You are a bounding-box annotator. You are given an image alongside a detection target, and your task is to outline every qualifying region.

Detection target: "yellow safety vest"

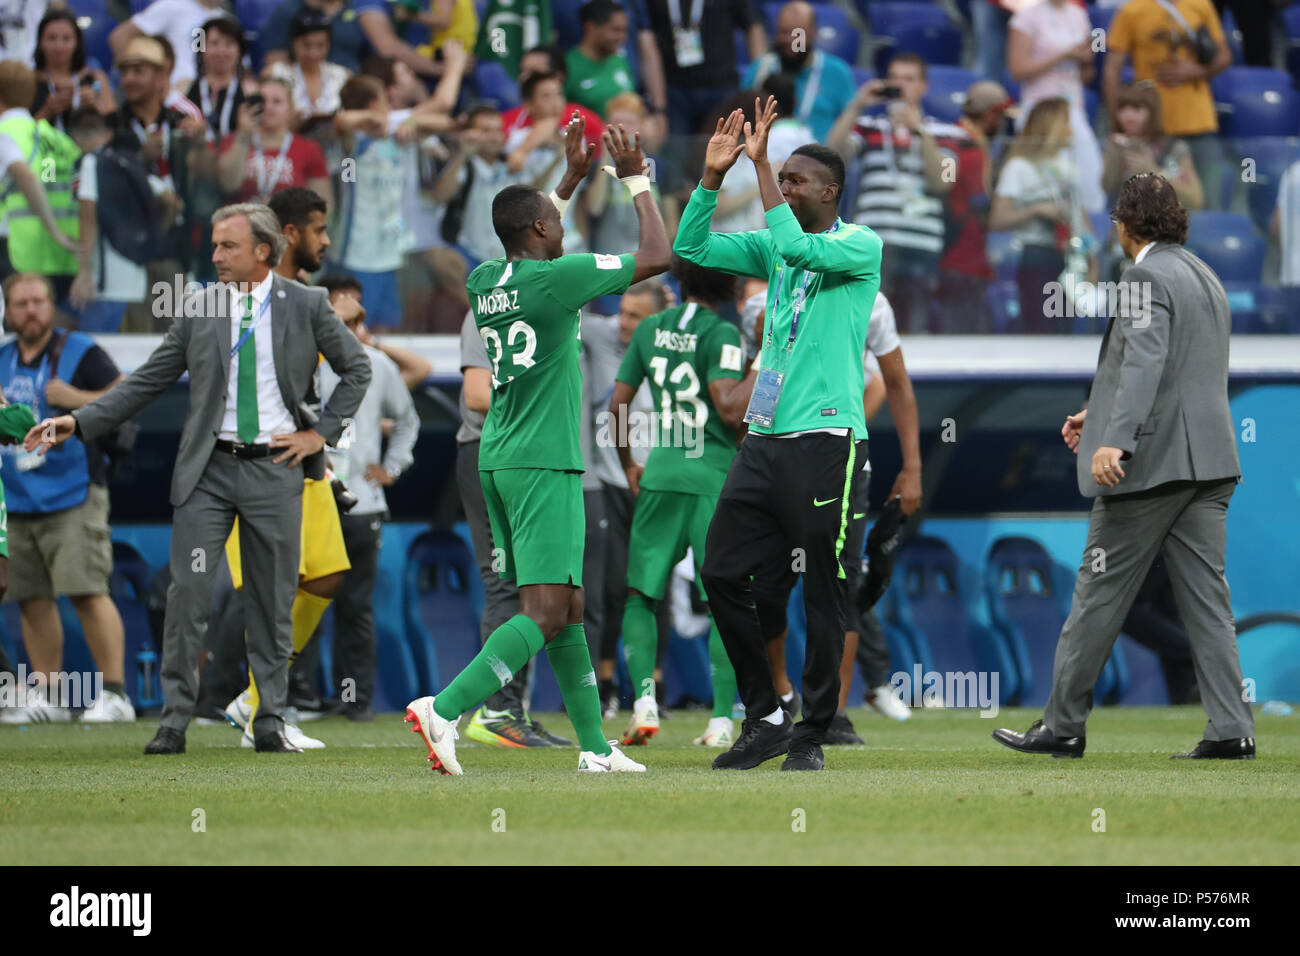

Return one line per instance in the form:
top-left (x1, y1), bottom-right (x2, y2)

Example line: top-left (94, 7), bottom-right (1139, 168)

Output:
top-left (0, 113), bottom-right (80, 275)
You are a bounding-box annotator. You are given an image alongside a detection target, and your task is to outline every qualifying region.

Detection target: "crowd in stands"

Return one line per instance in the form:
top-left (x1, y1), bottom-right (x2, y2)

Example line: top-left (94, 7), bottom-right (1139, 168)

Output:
top-left (0, 0), bottom-right (1298, 337)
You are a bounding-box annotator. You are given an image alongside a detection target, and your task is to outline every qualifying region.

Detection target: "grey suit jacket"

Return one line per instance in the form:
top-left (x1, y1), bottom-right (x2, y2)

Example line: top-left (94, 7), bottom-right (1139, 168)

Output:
top-left (74, 273), bottom-right (372, 507)
top-left (1077, 242), bottom-right (1241, 498)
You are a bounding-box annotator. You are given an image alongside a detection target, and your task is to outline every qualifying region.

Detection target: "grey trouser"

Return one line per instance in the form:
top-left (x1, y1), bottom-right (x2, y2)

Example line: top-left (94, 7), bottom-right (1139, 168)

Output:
top-left (1044, 478), bottom-right (1253, 741)
top-left (162, 450), bottom-right (302, 737)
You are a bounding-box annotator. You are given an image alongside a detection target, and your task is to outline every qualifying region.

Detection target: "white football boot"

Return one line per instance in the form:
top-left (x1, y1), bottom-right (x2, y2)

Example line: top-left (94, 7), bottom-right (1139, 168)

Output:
top-left (240, 724), bottom-right (323, 749)
top-left (866, 684), bottom-right (913, 721)
top-left (578, 741), bottom-right (646, 773)
top-left (224, 689), bottom-right (253, 732)
top-left (0, 687), bottom-right (72, 724)
top-left (80, 689), bottom-right (136, 723)
top-left (693, 716), bottom-right (734, 747)
top-left (404, 696), bottom-right (463, 775)
top-left (620, 695), bottom-right (659, 746)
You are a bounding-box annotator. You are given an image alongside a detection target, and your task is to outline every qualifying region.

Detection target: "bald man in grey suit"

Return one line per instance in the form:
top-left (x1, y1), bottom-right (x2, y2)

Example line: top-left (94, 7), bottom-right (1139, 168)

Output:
top-left (26, 204), bottom-right (371, 754)
top-left (994, 174), bottom-right (1255, 760)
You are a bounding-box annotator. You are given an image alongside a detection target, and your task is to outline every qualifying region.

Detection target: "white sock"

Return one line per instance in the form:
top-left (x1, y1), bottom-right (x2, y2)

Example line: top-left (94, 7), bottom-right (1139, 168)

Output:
top-left (761, 708), bottom-right (784, 725)
top-left (780, 691), bottom-right (794, 703)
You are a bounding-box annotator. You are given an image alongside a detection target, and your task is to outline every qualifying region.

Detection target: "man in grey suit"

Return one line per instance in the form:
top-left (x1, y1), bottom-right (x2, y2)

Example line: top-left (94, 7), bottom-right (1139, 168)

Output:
top-left (24, 204), bottom-right (371, 754)
top-left (993, 174), bottom-right (1256, 760)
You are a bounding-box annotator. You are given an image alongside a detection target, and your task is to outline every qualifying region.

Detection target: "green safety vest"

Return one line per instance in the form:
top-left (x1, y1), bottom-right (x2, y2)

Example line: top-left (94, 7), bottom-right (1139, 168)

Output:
top-left (0, 114), bottom-right (80, 275)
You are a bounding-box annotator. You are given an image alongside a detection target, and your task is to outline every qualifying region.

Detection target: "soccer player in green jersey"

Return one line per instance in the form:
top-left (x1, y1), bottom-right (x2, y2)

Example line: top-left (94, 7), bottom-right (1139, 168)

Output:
top-left (675, 97), bottom-right (885, 772)
top-left (404, 114), bottom-right (670, 775)
top-left (609, 257), bottom-right (757, 749)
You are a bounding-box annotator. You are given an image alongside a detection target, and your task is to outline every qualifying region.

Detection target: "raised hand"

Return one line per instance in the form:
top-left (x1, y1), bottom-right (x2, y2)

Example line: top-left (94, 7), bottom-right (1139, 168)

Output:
top-left (562, 110), bottom-right (596, 180)
top-left (743, 95), bottom-right (779, 164)
top-left (604, 123), bottom-right (648, 179)
top-left (703, 110), bottom-right (746, 187)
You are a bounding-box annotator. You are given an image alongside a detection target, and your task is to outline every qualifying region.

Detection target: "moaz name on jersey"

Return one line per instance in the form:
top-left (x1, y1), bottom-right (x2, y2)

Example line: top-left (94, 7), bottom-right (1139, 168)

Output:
top-left (477, 289), bottom-right (520, 315)
top-left (653, 329), bottom-right (698, 353)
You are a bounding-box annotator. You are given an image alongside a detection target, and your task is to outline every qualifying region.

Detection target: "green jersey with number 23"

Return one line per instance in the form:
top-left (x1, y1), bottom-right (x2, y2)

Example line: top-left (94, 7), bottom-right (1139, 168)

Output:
top-left (470, 251), bottom-right (637, 472)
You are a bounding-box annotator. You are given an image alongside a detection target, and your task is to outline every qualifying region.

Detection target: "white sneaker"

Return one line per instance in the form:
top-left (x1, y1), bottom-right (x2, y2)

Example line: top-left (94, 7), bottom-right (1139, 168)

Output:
top-left (0, 687), bottom-right (73, 724)
top-left (225, 689), bottom-right (253, 732)
top-left (240, 729), bottom-right (254, 748)
top-left (80, 689), bottom-right (136, 723)
top-left (404, 696), bottom-right (463, 775)
top-left (619, 695), bottom-right (659, 746)
top-left (866, 684), bottom-right (912, 721)
top-left (285, 723), bottom-right (325, 749)
top-left (578, 741), bottom-right (646, 772)
top-left (693, 716), bottom-right (734, 747)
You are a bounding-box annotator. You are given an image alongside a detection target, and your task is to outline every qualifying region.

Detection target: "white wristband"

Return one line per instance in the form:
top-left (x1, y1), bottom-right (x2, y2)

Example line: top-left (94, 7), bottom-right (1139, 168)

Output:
top-left (548, 190), bottom-right (570, 216)
top-left (601, 165), bottom-right (651, 197)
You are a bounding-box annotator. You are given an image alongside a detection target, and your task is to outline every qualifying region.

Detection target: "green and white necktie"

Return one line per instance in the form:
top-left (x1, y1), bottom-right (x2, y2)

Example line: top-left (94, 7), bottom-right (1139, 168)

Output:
top-left (236, 294), bottom-right (258, 444)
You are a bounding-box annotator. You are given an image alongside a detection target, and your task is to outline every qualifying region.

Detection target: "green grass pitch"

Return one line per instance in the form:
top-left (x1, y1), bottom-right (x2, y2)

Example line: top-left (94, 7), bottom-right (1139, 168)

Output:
top-left (3, 706), bottom-right (1297, 865)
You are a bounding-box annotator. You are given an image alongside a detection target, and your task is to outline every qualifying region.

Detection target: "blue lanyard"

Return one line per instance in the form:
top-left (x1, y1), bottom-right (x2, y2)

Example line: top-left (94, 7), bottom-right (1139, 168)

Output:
top-left (231, 293), bottom-right (272, 359)
top-left (771, 220), bottom-right (839, 349)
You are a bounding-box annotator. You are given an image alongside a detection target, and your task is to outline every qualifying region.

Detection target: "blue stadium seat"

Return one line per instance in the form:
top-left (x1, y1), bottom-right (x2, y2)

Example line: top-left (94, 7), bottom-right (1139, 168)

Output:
top-left (985, 279), bottom-right (1020, 334)
top-left (1186, 211), bottom-right (1267, 282)
top-left (983, 537), bottom-right (1130, 708)
top-left (68, 0), bottom-right (109, 17)
top-left (735, 31), bottom-right (751, 70)
top-left (922, 64), bottom-right (977, 123)
top-left (80, 15), bottom-right (118, 74)
top-left (1219, 9), bottom-right (1245, 67)
top-left (235, 0), bottom-right (282, 34)
top-left (403, 531), bottom-right (481, 700)
top-left (851, 65), bottom-right (873, 88)
top-left (885, 536), bottom-right (1020, 707)
top-left (129, 0), bottom-right (151, 13)
top-left (869, 5), bottom-right (961, 74)
top-left (1212, 67), bottom-right (1300, 137)
top-left (1087, 5), bottom-right (1114, 35)
top-left (552, 0), bottom-right (584, 53)
top-left (110, 541), bottom-right (161, 709)
top-left (472, 59), bottom-right (520, 110)
top-left (1222, 281), bottom-right (1295, 333)
top-left (866, 2), bottom-right (950, 35)
top-left (1231, 135), bottom-right (1300, 233)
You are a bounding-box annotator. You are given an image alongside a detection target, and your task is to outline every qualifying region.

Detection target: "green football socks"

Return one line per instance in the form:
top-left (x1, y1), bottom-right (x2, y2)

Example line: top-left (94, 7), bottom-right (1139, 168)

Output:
top-left (622, 591), bottom-right (658, 701)
top-left (434, 614), bottom-right (544, 721)
top-left (546, 624), bottom-right (611, 756)
top-left (708, 620), bottom-right (738, 719)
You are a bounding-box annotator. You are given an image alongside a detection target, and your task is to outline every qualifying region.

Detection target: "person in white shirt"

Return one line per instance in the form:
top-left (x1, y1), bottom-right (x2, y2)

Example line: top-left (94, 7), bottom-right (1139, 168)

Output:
top-left (1272, 158), bottom-right (1300, 287)
top-left (110, 0), bottom-right (232, 91)
top-left (267, 8), bottom-right (351, 129)
top-left (0, 0), bottom-right (46, 65)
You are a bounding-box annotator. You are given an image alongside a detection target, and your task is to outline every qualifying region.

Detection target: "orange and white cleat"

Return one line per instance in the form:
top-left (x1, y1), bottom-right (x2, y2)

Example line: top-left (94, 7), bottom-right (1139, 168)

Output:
top-left (404, 696), bottom-right (463, 775)
top-left (620, 696), bottom-right (659, 746)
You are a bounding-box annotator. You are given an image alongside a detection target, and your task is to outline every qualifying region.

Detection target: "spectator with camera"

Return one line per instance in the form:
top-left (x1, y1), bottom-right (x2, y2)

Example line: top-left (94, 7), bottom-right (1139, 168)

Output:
top-left (828, 53), bottom-right (962, 334)
top-left (217, 74), bottom-right (331, 205)
top-left (0, 273), bottom-right (132, 724)
top-left (30, 9), bottom-right (115, 132)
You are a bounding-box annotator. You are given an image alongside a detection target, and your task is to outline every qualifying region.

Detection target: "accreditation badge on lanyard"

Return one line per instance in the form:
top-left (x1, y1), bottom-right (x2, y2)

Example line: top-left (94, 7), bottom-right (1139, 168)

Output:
top-left (669, 0), bottom-right (705, 67)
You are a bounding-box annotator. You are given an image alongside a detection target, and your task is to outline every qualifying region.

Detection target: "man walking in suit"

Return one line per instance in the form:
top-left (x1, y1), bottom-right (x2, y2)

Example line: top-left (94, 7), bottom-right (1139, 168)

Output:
top-left (994, 173), bottom-right (1255, 760)
top-left (25, 203), bottom-right (371, 754)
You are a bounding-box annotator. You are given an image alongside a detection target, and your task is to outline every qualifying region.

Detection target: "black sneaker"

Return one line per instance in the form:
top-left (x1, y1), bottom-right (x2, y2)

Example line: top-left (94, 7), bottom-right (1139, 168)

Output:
top-left (712, 713), bottom-right (793, 770)
top-left (824, 712), bottom-right (864, 746)
top-left (781, 739), bottom-right (825, 771)
top-left (344, 704), bottom-right (375, 723)
top-left (528, 716), bottom-right (573, 747)
top-left (779, 689), bottom-right (801, 722)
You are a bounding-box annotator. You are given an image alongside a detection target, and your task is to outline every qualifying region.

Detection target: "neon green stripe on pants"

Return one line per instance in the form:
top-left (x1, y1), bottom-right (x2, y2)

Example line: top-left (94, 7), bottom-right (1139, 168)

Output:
top-left (833, 434), bottom-right (856, 580)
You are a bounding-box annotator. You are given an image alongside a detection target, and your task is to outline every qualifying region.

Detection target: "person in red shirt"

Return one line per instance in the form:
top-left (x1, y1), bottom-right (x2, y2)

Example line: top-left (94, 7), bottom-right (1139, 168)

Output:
top-left (215, 75), bottom-right (332, 206)
top-left (500, 49), bottom-right (605, 158)
top-left (935, 81), bottom-right (1013, 333)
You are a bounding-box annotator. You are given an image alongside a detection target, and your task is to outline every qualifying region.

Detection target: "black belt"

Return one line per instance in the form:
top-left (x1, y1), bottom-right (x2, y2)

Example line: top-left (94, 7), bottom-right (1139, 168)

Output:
top-left (214, 439), bottom-right (275, 459)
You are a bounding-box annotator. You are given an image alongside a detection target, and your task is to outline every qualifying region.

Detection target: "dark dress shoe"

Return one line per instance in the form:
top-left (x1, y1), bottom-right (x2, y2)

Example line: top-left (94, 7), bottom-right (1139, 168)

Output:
top-left (1172, 737), bottom-right (1255, 760)
top-left (144, 727), bottom-right (186, 755)
top-left (781, 740), bottom-right (825, 771)
top-left (824, 712), bottom-right (864, 746)
top-left (992, 719), bottom-right (1084, 758)
top-left (254, 731), bottom-right (304, 753)
top-left (713, 713), bottom-right (792, 769)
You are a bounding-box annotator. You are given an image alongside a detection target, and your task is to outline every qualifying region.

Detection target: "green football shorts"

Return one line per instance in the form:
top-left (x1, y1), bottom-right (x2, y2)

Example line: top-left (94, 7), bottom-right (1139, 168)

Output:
top-left (480, 468), bottom-right (585, 587)
top-left (626, 489), bottom-right (716, 602)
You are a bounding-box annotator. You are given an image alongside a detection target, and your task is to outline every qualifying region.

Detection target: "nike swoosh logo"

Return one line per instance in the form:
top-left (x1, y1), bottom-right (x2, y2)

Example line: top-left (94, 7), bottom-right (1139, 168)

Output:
top-left (585, 757), bottom-right (611, 771)
top-left (813, 497), bottom-right (837, 507)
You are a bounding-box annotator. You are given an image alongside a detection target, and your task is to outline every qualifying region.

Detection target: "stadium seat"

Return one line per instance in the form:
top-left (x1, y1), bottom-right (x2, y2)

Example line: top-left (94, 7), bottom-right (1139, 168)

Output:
top-left (922, 64), bottom-right (978, 123)
top-left (403, 531), bottom-right (481, 700)
top-left (985, 279), bottom-right (1021, 334)
top-left (1212, 67), bottom-right (1300, 137)
top-left (983, 537), bottom-right (1130, 708)
top-left (110, 542), bottom-right (162, 709)
top-left (129, 0), bottom-right (151, 13)
top-left (80, 15), bottom-right (118, 74)
top-left (885, 536), bottom-right (1020, 707)
top-left (1219, 9), bottom-right (1245, 67)
top-left (1230, 135), bottom-right (1300, 233)
top-left (1185, 211), bottom-right (1267, 282)
top-left (851, 65), bottom-right (873, 89)
top-left (235, 0), bottom-right (281, 34)
top-left (1222, 281), bottom-right (1295, 334)
top-left (735, 31), bottom-right (751, 70)
top-left (472, 59), bottom-right (521, 110)
top-left (67, 0), bottom-right (109, 17)
top-left (552, 0), bottom-right (584, 53)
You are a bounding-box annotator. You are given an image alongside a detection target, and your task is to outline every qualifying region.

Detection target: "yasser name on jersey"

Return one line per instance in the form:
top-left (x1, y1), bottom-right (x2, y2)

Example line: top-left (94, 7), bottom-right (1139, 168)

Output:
top-left (653, 329), bottom-right (698, 353)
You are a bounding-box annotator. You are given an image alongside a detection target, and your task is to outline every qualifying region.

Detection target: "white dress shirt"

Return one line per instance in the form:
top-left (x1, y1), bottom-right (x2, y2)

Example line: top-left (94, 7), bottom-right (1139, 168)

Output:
top-left (1134, 241), bottom-right (1155, 265)
top-left (219, 271), bottom-right (295, 443)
